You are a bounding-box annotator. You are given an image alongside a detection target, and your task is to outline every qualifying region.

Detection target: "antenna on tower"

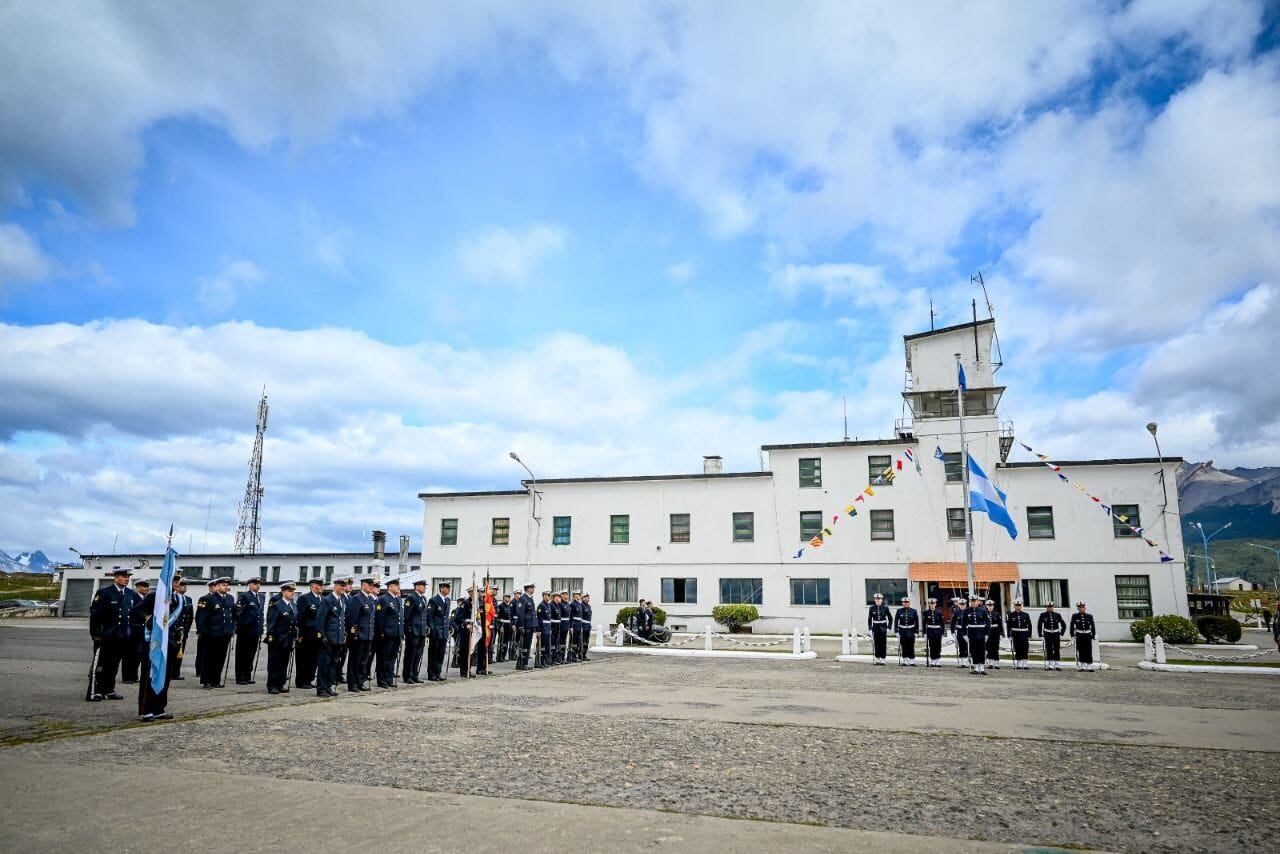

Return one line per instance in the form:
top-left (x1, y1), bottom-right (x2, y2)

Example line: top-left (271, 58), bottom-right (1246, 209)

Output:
top-left (842, 396), bottom-right (850, 441)
top-left (928, 297), bottom-right (937, 331)
top-left (971, 270), bottom-right (1005, 372)
top-left (234, 388), bottom-right (269, 555)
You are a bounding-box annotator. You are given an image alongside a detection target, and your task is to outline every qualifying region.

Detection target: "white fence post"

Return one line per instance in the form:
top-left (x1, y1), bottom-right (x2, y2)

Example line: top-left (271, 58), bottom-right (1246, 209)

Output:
top-left (841, 628), bottom-right (851, 656)
top-left (704, 626), bottom-right (713, 652)
top-left (1143, 633), bottom-right (1154, 662)
top-left (614, 625), bottom-right (625, 645)
top-left (850, 631), bottom-right (859, 656)
top-left (792, 628), bottom-right (801, 655)
top-left (802, 627), bottom-right (812, 653)
top-left (596, 623), bottom-right (605, 648)
top-left (1154, 635), bottom-right (1167, 664)
top-left (1093, 638), bottom-right (1102, 669)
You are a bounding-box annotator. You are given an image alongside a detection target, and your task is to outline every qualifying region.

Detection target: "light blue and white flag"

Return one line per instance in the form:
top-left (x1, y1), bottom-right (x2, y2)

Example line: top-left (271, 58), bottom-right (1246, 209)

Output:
top-left (149, 546), bottom-right (179, 695)
top-left (966, 453), bottom-right (1017, 540)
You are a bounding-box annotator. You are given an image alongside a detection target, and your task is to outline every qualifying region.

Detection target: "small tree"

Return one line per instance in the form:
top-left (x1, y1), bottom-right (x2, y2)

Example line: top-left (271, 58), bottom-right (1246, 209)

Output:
top-left (615, 605), bottom-right (666, 626)
top-left (711, 604), bottom-right (759, 633)
top-left (1129, 615), bottom-right (1198, 644)
top-left (1196, 615), bottom-right (1242, 644)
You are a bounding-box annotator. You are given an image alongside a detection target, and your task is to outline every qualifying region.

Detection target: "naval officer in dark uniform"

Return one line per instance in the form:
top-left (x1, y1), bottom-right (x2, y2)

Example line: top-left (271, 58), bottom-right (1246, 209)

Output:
top-left (402, 578), bottom-right (429, 683)
top-left (893, 596), bottom-right (919, 665)
top-left (294, 578), bottom-right (324, 689)
top-left (965, 594), bottom-right (990, 675)
top-left (313, 577), bottom-right (348, 696)
top-left (950, 597), bottom-right (970, 668)
top-left (922, 597), bottom-right (946, 666)
top-left (537, 591), bottom-right (553, 667)
top-left (265, 581), bottom-right (298, 693)
top-left (513, 582), bottom-right (538, 669)
top-left (425, 581), bottom-right (452, 681)
top-left (169, 576), bottom-right (193, 681)
top-left (1037, 602), bottom-right (1066, 671)
top-left (867, 593), bottom-right (892, 665)
top-left (578, 593), bottom-right (593, 660)
top-left (374, 577), bottom-right (404, 688)
top-left (197, 577), bottom-right (236, 688)
top-left (1070, 601), bottom-right (1097, 671)
top-left (1007, 600), bottom-right (1033, 669)
top-left (345, 578), bottom-right (375, 691)
top-left (985, 598), bottom-right (1004, 670)
top-left (234, 577), bottom-right (266, 684)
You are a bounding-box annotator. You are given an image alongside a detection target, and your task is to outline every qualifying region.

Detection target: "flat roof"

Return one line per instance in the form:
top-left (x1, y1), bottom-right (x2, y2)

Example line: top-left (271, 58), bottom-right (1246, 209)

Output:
top-left (80, 552), bottom-right (423, 560)
top-left (1000, 457), bottom-right (1183, 468)
top-left (418, 489), bottom-right (528, 499)
top-left (903, 317), bottom-right (994, 343)
top-left (761, 438), bottom-right (911, 451)
top-left (419, 471), bottom-right (773, 498)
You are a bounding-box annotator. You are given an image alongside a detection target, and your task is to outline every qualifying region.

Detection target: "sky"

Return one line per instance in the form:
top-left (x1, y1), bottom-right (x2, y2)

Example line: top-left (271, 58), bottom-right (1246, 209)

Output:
top-left (1, 1), bottom-right (1278, 561)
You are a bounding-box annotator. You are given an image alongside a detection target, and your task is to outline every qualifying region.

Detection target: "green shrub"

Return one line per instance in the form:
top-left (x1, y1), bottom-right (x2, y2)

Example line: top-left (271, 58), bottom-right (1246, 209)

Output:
top-left (1196, 615), bottom-right (1242, 644)
top-left (614, 605), bottom-right (666, 626)
top-left (711, 604), bottom-right (759, 632)
top-left (1129, 614), bottom-right (1198, 644)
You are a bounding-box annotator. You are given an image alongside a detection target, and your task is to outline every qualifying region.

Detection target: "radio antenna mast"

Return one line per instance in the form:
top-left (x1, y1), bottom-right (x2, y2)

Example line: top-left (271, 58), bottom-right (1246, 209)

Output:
top-left (971, 271), bottom-right (1005, 372)
top-left (234, 389), bottom-right (269, 555)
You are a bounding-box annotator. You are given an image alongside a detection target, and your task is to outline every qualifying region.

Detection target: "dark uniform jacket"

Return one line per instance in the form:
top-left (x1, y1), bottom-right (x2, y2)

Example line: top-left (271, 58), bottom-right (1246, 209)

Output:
top-left (514, 593), bottom-right (539, 630)
top-left (196, 591), bottom-right (236, 638)
top-left (966, 605), bottom-right (992, 636)
top-left (451, 599), bottom-right (472, 637)
top-left (893, 606), bottom-right (919, 632)
top-left (569, 600), bottom-right (583, 629)
top-left (403, 591), bottom-right (428, 637)
top-left (922, 607), bottom-right (946, 632)
top-left (988, 608), bottom-right (1004, 638)
top-left (267, 597), bottom-right (299, 645)
top-left (175, 594), bottom-right (194, 637)
top-left (296, 591), bottom-right (322, 635)
top-left (581, 602), bottom-right (592, 629)
top-left (1069, 612), bottom-right (1096, 639)
top-left (1037, 611), bottom-right (1066, 637)
top-left (235, 590), bottom-right (266, 635)
top-left (427, 593), bottom-right (452, 638)
top-left (537, 600), bottom-right (552, 630)
top-left (315, 592), bottom-right (347, 644)
top-left (867, 603), bottom-right (892, 633)
top-left (375, 591), bottom-right (405, 639)
top-left (950, 607), bottom-right (969, 635)
top-left (1007, 611), bottom-right (1032, 635)
top-left (346, 591), bottom-right (375, 641)
top-left (496, 601), bottom-right (512, 627)
top-left (131, 591), bottom-right (183, 650)
top-left (90, 583), bottom-right (141, 640)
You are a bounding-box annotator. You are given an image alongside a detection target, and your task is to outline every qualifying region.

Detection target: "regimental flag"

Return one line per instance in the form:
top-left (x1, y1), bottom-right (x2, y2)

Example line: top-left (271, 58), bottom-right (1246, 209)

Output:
top-left (148, 545), bottom-right (179, 696)
top-left (966, 452), bottom-right (1018, 540)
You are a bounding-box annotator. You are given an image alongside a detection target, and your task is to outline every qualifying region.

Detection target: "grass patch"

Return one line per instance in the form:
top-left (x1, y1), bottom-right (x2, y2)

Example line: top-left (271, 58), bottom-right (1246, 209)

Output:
top-left (0, 573), bottom-right (59, 600)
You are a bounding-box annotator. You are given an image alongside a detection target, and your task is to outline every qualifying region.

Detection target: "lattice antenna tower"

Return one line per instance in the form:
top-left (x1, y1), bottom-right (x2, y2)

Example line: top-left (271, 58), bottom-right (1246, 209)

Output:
top-left (233, 389), bottom-right (269, 555)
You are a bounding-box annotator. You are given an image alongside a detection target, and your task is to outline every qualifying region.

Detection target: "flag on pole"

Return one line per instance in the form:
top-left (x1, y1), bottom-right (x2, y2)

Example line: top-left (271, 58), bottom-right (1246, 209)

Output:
top-left (957, 361), bottom-right (967, 391)
top-left (904, 448), bottom-right (915, 463)
top-left (934, 446), bottom-right (945, 461)
top-left (149, 545), bottom-right (179, 696)
top-left (966, 453), bottom-right (1018, 540)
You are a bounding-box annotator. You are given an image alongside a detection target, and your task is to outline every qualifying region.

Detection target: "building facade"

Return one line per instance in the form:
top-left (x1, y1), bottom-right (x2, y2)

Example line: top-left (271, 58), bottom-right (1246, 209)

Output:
top-left (415, 319), bottom-right (1187, 640)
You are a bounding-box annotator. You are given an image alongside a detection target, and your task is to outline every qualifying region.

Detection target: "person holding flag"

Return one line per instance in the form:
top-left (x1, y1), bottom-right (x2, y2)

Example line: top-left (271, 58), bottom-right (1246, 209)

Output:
top-left (133, 533), bottom-right (182, 721)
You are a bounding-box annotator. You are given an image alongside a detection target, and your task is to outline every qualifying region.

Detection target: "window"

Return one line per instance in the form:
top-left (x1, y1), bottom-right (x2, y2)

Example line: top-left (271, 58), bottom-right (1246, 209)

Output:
top-left (298, 566), bottom-right (308, 582)
top-left (732, 512), bottom-right (755, 543)
top-left (670, 513), bottom-right (690, 543)
top-left (911, 390), bottom-right (996, 418)
top-left (270, 566), bottom-right (281, 583)
top-left (790, 578), bottom-right (830, 606)
top-left (865, 578), bottom-right (908, 605)
top-left (1115, 575), bottom-right (1152, 619)
top-left (552, 516), bottom-right (572, 546)
top-left (604, 577), bottom-right (638, 602)
top-left (946, 508), bottom-right (967, 539)
top-left (943, 452), bottom-right (963, 483)
top-left (719, 578), bottom-right (763, 605)
top-left (1027, 506), bottom-right (1055, 539)
top-left (610, 515), bottom-right (630, 544)
top-left (211, 565), bottom-right (234, 581)
top-left (491, 578), bottom-right (515, 596)
top-left (869, 509), bottom-right (895, 540)
top-left (354, 566), bottom-right (363, 575)
top-left (434, 577), bottom-right (462, 595)
top-left (551, 577), bottom-right (584, 594)
top-left (662, 578), bottom-right (698, 604)
top-left (799, 511), bottom-right (823, 542)
top-left (259, 565), bottom-right (268, 576)
top-left (491, 517), bottom-right (510, 546)
top-left (799, 457), bottom-right (822, 488)
top-left (324, 566), bottom-right (334, 583)
top-left (180, 566), bottom-right (203, 580)
top-left (868, 455), bottom-right (892, 485)
top-left (311, 566), bottom-right (321, 580)
top-left (1022, 579), bottom-right (1070, 608)
top-left (1113, 505), bottom-right (1140, 538)
top-left (440, 518), bottom-right (458, 546)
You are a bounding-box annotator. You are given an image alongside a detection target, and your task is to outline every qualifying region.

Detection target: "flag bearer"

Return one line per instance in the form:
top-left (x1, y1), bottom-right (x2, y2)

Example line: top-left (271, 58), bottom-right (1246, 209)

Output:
top-left (1037, 602), bottom-right (1066, 670)
top-left (402, 579), bottom-right (429, 683)
top-left (966, 595), bottom-right (990, 675)
top-left (265, 582), bottom-right (298, 694)
top-left (295, 578), bottom-right (324, 689)
top-left (1070, 601), bottom-right (1097, 671)
top-left (950, 597), bottom-right (970, 668)
top-left (132, 581), bottom-right (183, 720)
top-left (1007, 600), bottom-right (1033, 669)
top-left (867, 593), bottom-right (892, 665)
top-left (985, 598), bottom-right (1003, 670)
top-left (922, 597), bottom-right (946, 666)
top-left (894, 596), bottom-right (919, 665)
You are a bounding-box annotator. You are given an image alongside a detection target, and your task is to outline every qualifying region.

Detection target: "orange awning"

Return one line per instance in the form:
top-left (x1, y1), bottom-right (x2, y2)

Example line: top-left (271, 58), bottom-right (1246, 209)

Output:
top-left (909, 562), bottom-right (1019, 583)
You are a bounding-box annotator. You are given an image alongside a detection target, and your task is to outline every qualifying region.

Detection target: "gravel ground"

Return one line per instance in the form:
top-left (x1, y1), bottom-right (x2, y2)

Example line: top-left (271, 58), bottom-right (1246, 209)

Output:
top-left (11, 654), bottom-right (1276, 853)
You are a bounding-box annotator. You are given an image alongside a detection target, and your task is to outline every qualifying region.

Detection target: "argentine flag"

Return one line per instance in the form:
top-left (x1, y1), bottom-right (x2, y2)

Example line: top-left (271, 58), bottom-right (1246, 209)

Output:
top-left (148, 546), bottom-right (179, 695)
top-left (966, 453), bottom-right (1018, 540)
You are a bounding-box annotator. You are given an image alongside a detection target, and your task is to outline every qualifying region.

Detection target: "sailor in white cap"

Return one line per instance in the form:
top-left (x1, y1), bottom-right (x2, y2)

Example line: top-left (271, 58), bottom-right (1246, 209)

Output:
top-left (513, 581), bottom-right (538, 669)
top-left (1037, 602), bottom-right (1066, 670)
top-left (922, 597), bottom-right (946, 666)
top-left (1006, 599), bottom-right (1032, 669)
top-left (1070, 601), bottom-right (1097, 671)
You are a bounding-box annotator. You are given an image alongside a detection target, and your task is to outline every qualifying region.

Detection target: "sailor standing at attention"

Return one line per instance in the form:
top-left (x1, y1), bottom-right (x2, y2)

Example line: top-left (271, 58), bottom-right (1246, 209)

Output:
top-left (1070, 601), bottom-right (1098, 671)
top-left (1006, 600), bottom-right (1033, 669)
top-left (950, 597), bottom-right (970, 668)
top-left (921, 597), bottom-right (946, 666)
top-left (893, 596), bottom-right (919, 666)
top-left (867, 593), bottom-right (892, 665)
top-left (1037, 602), bottom-right (1066, 671)
top-left (965, 595), bottom-right (990, 676)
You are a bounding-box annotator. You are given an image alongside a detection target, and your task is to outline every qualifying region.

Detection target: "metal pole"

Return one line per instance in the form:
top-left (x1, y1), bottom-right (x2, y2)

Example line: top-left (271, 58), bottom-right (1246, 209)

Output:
top-left (956, 354), bottom-right (976, 598)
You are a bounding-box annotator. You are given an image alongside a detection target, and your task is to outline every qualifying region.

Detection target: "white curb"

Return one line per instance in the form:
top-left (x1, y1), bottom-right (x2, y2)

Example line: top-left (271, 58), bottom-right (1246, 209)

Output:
top-left (1138, 660), bottom-right (1280, 675)
top-left (589, 646), bottom-right (817, 660)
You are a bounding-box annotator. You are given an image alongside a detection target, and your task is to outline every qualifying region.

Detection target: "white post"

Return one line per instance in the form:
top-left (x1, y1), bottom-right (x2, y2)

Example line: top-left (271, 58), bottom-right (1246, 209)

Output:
top-left (1093, 638), bottom-right (1102, 670)
top-left (1143, 633), bottom-right (1154, 662)
top-left (802, 627), bottom-right (812, 653)
top-left (704, 625), bottom-right (713, 652)
top-left (841, 628), bottom-right (851, 656)
top-left (792, 628), bottom-right (801, 655)
top-left (614, 625), bottom-right (625, 645)
top-left (1155, 635), bottom-right (1167, 664)
top-left (596, 623), bottom-right (605, 648)
top-left (850, 631), bottom-right (859, 656)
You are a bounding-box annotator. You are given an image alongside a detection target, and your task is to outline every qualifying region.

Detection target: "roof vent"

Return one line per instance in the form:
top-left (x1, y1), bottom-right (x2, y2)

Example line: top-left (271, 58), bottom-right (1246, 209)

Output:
top-left (703, 455), bottom-right (723, 475)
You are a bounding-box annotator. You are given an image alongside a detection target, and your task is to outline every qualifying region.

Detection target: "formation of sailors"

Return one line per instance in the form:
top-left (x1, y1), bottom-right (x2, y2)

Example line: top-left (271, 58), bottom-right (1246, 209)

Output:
top-left (869, 593), bottom-right (1099, 674)
top-left (88, 570), bottom-right (595, 721)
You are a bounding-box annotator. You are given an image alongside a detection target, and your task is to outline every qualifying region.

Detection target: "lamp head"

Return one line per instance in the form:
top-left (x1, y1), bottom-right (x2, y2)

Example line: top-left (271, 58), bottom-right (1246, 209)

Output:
top-left (1146, 422), bottom-right (1158, 436)
top-left (509, 451), bottom-right (521, 462)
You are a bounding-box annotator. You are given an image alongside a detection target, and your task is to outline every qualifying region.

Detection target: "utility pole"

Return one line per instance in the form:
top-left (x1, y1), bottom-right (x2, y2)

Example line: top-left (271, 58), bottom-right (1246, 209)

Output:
top-left (956, 353), bottom-right (975, 598)
top-left (234, 390), bottom-right (269, 555)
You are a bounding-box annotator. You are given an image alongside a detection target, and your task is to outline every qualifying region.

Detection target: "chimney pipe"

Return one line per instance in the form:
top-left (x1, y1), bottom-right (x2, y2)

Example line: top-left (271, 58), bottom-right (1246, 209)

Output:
top-left (703, 455), bottom-right (723, 475)
top-left (372, 530), bottom-right (386, 560)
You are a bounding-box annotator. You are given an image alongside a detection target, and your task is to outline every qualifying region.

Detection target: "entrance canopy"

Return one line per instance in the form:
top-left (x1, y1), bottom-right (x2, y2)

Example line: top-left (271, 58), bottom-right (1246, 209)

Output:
top-left (909, 562), bottom-right (1019, 583)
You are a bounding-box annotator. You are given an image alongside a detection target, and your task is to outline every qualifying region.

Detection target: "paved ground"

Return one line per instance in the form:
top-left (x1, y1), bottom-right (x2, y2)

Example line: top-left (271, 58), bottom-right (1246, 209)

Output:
top-left (0, 621), bottom-right (1276, 853)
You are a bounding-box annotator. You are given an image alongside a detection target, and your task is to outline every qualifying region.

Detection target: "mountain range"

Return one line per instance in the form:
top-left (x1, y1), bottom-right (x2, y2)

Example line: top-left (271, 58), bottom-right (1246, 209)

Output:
top-left (0, 549), bottom-right (55, 574)
top-left (1177, 461), bottom-right (1280, 537)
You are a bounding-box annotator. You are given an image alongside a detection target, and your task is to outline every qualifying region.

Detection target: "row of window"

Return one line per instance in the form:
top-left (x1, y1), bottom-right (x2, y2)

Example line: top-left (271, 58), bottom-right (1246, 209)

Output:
top-left (178, 565), bottom-right (422, 583)
top-left (441, 503), bottom-right (1144, 546)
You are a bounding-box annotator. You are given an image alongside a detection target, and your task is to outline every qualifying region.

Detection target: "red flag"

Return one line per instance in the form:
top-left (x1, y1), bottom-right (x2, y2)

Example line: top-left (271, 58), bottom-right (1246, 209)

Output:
top-left (483, 586), bottom-right (496, 643)
top-left (897, 460), bottom-right (903, 470)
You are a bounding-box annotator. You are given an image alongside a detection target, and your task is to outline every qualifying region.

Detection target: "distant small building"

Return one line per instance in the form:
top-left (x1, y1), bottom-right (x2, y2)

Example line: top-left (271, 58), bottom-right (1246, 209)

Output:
top-left (1216, 576), bottom-right (1260, 592)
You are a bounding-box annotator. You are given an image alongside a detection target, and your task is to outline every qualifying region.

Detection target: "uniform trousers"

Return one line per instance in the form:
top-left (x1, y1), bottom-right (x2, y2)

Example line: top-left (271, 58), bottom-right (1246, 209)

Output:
top-left (1075, 636), bottom-right (1093, 665)
top-left (93, 636), bottom-right (130, 695)
top-left (376, 636), bottom-right (401, 686)
top-left (1043, 634), bottom-right (1061, 662)
top-left (137, 645), bottom-right (175, 716)
top-left (539, 628), bottom-right (553, 665)
top-left (235, 629), bottom-right (260, 682)
top-left (897, 630), bottom-right (916, 660)
top-left (1011, 631), bottom-right (1030, 660)
top-left (871, 628), bottom-right (888, 659)
top-left (347, 639), bottom-right (370, 689)
top-left (266, 639), bottom-right (293, 690)
top-left (315, 641), bottom-right (342, 694)
top-left (986, 631), bottom-right (1001, 663)
top-left (426, 633), bottom-right (448, 680)
top-left (967, 630), bottom-right (987, 666)
top-left (955, 631), bottom-right (969, 660)
top-left (926, 630), bottom-right (943, 660)
top-left (168, 631), bottom-right (188, 680)
top-left (517, 629), bottom-right (535, 669)
top-left (295, 635), bottom-right (319, 686)
top-left (201, 635), bottom-right (232, 686)
top-left (403, 634), bottom-right (426, 681)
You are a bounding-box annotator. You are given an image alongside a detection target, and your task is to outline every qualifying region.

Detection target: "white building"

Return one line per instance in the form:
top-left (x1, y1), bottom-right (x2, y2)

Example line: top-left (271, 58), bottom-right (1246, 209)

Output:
top-left (1215, 576), bottom-right (1260, 592)
top-left (415, 319), bottom-right (1187, 640)
top-left (57, 532), bottom-right (420, 616)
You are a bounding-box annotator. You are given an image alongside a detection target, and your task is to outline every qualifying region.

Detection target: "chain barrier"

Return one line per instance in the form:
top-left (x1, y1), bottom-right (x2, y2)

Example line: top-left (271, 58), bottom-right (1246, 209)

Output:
top-left (1161, 643), bottom-right (1279, 663)
top-left (717, 634), bottom-right (796, 648)
top-left (616, 625), bottom-right (701, 647)
top-left (615, 625), bottom-right (795, 649)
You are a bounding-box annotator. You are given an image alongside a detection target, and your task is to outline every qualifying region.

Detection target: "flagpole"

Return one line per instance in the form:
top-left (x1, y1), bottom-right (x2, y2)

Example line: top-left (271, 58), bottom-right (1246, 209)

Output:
top-left (956, 354), bottom-right (976, 598)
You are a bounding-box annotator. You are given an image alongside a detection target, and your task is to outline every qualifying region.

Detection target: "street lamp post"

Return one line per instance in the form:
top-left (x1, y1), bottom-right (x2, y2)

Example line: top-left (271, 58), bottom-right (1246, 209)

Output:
top-left (509, 452), bottom-right (540, 581)
top-left (1246, 543), bottom-right (1280, 590)
top-left (1145, 422), bottom-right (1179, 612)
top-left (1192, 522), bottom-right (1232, 594)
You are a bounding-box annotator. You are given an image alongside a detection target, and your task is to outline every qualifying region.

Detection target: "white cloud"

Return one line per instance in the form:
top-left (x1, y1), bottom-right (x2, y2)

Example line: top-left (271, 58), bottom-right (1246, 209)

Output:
top-left (0, 223), bottom-right (52, 288)
top-left (195, 260), bottom-right (263, 314)
top-left (457, 223), bottom-right (567, 285)
top-left (773, 263), bottom-right (890, 307)
top-left (664, 260), bottom-right (695, 283)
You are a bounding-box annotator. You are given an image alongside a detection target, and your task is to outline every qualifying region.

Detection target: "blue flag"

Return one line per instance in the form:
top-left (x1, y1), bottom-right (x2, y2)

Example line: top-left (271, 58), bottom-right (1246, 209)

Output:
top-left (934, 446), bottom-right (945, 461)
top-left (957, 361), bottom-right (967, 391)
top-left (149, 546), bottom-right (179, 696)
top-left (967, 453), bottom-right (1018, 540)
